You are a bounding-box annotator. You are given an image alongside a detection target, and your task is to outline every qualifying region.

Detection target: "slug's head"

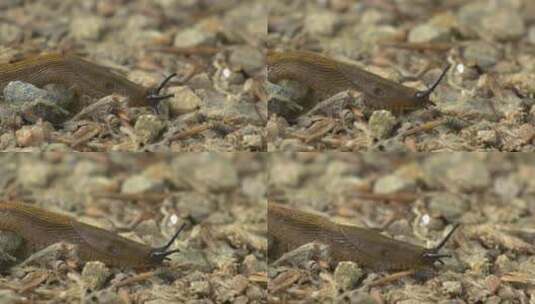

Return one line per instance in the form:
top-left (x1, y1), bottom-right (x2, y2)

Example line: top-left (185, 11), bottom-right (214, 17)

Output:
top-left (148, 223), bottom-right (186, 264)
top-left (145, 73), bottom-right (177, 110)
top-left (420, 224), bottom-right (459, 266)
top-left (413, 64), bottom-right (450, 108)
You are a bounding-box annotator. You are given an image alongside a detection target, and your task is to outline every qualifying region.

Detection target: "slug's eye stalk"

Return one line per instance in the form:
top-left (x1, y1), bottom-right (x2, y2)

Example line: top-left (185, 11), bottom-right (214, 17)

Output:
top-left (421, 223), bottom-right (460, 265)
top-left (414, 64), bottom-right (451, 104)
top-left (149, 223), bottom-right (186, 263)
top-left (146, 73), bottom-right (177, 106)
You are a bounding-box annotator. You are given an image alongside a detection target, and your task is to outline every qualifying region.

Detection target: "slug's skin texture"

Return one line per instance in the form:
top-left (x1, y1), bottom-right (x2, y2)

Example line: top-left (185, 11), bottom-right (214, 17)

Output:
top-left (0, 202), bottom-right (176, 268)
top-left (268, 203), bottom-right (456, 271)
top-left (0, 54), bottom-right (150, 107)
top-left (267, 50), bottom-right (441, 112)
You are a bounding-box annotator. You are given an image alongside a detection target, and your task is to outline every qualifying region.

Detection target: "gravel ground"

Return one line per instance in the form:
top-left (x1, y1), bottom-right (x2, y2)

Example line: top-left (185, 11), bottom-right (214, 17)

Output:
top-left (267, 0), bottom-right (535, 151)
top-left (0, 0), bottom-right (266, 151)
top-left (0, 153), bottom-right (267, 303)
top-left (267, 153), bottom-right (535, 303)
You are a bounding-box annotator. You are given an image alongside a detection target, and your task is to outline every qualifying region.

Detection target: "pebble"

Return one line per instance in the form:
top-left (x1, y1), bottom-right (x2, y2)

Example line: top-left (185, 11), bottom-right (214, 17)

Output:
top-left (423, 154), bottom-right (491, 191)
top-left (373, 174), bottom-right (415, 194)
top-left (333, 261), bottom-right (364, 291)
top-left (166, 86), bottom-right (201, 117)
top-left (121, 174), bottom-right (164, 194)
top-left (408, 24), bottom-right (450, 43)
top-left (428, 193), bottom-right (469, 219)
top-left (0, 231), bottom-right (24, 266)
top-left (477, 130), bottom-right (498, 145)
top-left (229, 46), bottom-right (263, 76)
top-left (173, 19), bottom-right (218, 48)
top-left (369, 110), bottom-right (396, 139)
top-left (442, 281), bottom-right (463, 296)
top-left (81, 261), bottom-right (111, 290)
top-left (199, 91), bottom-right (260, 124)
top-left (134, 114), bottom-right (165, 144)
top-left (15, 122), bottom-right (54, 147)
top-left (3, 81), bottom-right (51, 103)
top-left (0, 23), bottom-right (22, 44)
top-left (463, 42), bottom-right (500, 69)
top-left (70, 16), bottom-right (105, 41)
top-left (304, 11), bottom-right (339, 36)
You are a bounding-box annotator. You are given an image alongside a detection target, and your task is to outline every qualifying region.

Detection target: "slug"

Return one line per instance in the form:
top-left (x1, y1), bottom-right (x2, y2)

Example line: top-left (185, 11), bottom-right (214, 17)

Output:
top-left (0, 202), bottom-right (184, 268)
top-left (268, 202), bottom-right (459, 271)
top-left (266, 50), bottom-right (450, 113)
top-left (0, 53), bottom-right (176, 108)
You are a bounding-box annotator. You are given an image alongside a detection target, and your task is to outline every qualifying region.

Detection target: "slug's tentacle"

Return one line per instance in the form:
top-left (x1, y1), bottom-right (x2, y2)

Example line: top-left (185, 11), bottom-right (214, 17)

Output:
top-left (421, 224), bottom-right (460, 264)
top-left (146, 73), bottom-right (177, 104)
top-left (149, 222), bottom-right (186, 262)
top-left (415, 64), bottom-right (451, 101)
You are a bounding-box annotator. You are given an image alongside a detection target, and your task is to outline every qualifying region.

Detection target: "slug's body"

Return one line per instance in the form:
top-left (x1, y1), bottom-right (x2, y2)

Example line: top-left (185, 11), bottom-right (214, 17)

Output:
top-left (267, 50), bottom-right (449, 112)
top-left (0, 202), bottom-right (183, 268)
top-left (268, 203), bottom-right (458, 271)
top-left (0, 54), bottom-right (175, 108)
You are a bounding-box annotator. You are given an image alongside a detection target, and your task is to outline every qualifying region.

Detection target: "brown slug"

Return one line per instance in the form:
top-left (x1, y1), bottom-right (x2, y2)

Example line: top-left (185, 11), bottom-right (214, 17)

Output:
top-left (268, 202), bottom-right (459, 271)
top-left (0, 202), bottom-right (184, 268)
top-left (0, 53), bottom-right (176, 109)
top-left (266, 50), bottom-right (450, 113)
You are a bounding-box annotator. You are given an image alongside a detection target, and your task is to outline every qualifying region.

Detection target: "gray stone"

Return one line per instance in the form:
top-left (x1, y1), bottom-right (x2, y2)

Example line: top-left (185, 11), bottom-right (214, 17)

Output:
top-left (167, 86), bottom-right (201, 117)
top-left (134, 114), bottom-right (165, 144)
top-left (304, 11), bottom-right (339, 36)
top-left (374, 174), bottom-right (415, 194)
top-left (408, 24), bottom-right (450, 43)
top-left (428, 193), bottom-right (469, 219)
top-left (229, 46), bottom-right (263, 76)
top-left (464, 42), bottom-right (500, 69)
top-left (173, 20), bottom-right (217, 48)
top-left (81, 261), bottom-right (111, 290)
top-left (3, 81), bottom-right (50, 103)
top-left (70, 16), bottom-right (105, 41)
top-left (369, 110), bottom-right (396, 139)
top-left (121, 174), bottom-right (164, 194)
top-left (334, 261), bottom-right (364, 291)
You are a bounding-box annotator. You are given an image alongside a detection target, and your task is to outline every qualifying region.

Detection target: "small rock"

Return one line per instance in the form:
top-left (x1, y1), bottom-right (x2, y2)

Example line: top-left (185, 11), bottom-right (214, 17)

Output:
top-left (167, 86), bottom-right (201, 117)
top-left (121, 175), bottom-right (164, 194)
top-left (477, 130), bottom-right (497, 145)
top-left (373, 174), bottom-right (415, 194)
top-left (428, 193), bottom-right (469, 219)
top-left (273, 242), bottom-right (331, 266)
top-left (0, 23), bottom-right (22, 44)
top-left (190, 280), bottom-right (211, 296)
top-left (369, 110), bottom-right (396, 139)
top-left (173, 19), bottom-right (218, 48)
top-left (3, 81), bottom-right (50, 103)
top-left (0, 231), bottom-right (24, 267)
top-left (408, 24), bottom-right (450, 43)
top-left (463, 42), bottom-right (500, 69)
top-left (229, 46), bottom-right (263, 76)
top-left (304, 11), bottom-right (339, 36)
top-left (134, 114), bottom-right (165, 144)
top-left (442, 281), bottom-right (463, 296)
top-left (81, 261), bottom-right (111, 290)
top-left (480, 10), bottom-right (525, 41)
top-left (528, 26), bottom-right (535, 44)
top-left (423, 154), bottom-right (491, 191)
top-left (193, 156), bottom-right (239, 192)
top-left (15, 123), bottom-right (53, 147)
top-left (242, 134), bottom-right (263, 150)
top-left (334, 261), bottom-right (364, 291)
top-left (70, 16), bottom-right (105, 41)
